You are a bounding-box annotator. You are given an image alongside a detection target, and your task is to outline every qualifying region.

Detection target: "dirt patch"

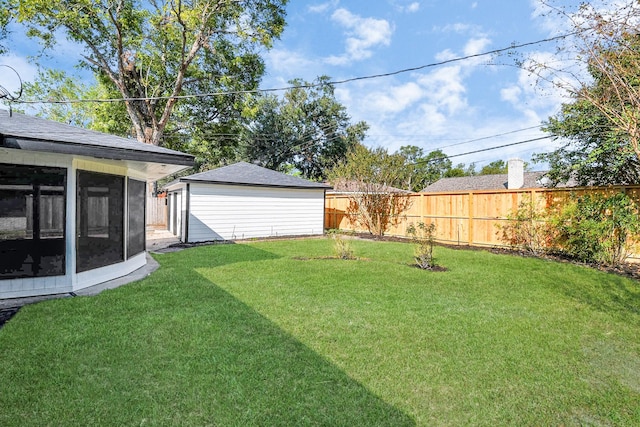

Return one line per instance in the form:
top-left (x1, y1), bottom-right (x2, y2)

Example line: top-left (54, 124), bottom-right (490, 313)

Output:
top-left (292, 256), bottom-right (370, 261)
top-left (408, 264), bottom-right (448, 272)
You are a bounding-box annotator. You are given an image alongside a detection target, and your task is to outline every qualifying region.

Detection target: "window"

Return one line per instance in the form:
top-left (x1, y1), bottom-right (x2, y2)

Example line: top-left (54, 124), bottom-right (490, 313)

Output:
top-left (127, 178), bottom-right (146, 258)
top-left (0, 164), bottom-right (66, 279)
top-left (76, 171), bottom-right (124, 272)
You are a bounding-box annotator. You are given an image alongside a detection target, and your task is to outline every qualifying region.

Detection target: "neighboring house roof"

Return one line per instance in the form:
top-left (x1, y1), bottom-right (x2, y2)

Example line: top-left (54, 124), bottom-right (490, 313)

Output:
top-left (171, 161), bottom-right (331, 189)
top-left (0, 109), bottom-right (194, 179)
top-left (421, 171), bottom-right (549, 192)
top-left (328, 179), bottom-right (411, 194)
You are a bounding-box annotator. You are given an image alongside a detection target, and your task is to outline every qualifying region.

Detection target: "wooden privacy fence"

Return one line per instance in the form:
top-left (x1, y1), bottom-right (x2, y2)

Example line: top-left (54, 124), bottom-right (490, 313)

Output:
top-left (146, 192), bottom-right (167, 227)
top-left (325, 185), bottom-right (640, 259)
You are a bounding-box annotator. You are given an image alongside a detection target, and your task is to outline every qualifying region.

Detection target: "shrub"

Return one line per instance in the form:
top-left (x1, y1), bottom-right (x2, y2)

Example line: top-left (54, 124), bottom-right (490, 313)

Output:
top-left (498, 196), bottom-right (550, 256)
top-left (328, 230), bottom-right (355, 260)
top-left (407, 222), bottom-right (437, 269)
top-left (550, 192), bottom-right (640, 266)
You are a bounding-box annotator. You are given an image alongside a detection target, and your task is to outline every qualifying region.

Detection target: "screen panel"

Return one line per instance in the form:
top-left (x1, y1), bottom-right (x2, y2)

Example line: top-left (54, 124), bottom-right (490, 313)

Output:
top-left (76, 170), bottom-right (124, 272)
top-left (0, 164), bottom-right (66, 279)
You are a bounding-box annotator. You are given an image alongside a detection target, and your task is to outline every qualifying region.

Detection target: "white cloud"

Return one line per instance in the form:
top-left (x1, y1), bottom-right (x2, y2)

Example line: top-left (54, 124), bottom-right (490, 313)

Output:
top-left (362, 82), bottom-right (424, 114)
top-left (392, 1), bottom-right (420, 13)
top-left (407, 2), bottom-right (420, 13)
top-left (308, 0), bottom-right (340, 14)
top-left (325, 8), bottom-right (393, 65)
top-left (434, 22), bottom-right (482, 35)
top-left (463, 37), bottom-right (491, 57)
top-left (417, 66), bottom-right (468, 115)
top-left (0, 54), bottom-right (38, 98)
top-left (265, 48), bottom-right (315, 79)
top-left (500, 85), bottom-right (522, 105)
top-left (434, 49), bottom-right (458, 62)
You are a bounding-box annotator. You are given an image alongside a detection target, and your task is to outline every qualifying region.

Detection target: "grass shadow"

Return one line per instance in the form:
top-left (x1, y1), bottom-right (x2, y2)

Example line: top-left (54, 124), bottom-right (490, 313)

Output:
top-left (0, 243), bottom-right (414, 426)
top-left (556, 266), bottom-right (640, 323)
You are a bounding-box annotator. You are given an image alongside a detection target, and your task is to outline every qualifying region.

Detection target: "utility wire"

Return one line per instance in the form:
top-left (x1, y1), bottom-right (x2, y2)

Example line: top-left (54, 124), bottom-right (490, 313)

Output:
top-left (12, 32), bottom-right (577, 105)
top-left (412, 136), bottom-right (553, 165)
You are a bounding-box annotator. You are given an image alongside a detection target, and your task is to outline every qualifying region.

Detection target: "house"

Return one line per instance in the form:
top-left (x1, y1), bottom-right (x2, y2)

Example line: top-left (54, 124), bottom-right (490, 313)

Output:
top-left (0, 109), bottom-right (194, 299)
top-left (421, 158), bottom-right (559, 192)
top-left (164, 162), bottom-right (330, 242)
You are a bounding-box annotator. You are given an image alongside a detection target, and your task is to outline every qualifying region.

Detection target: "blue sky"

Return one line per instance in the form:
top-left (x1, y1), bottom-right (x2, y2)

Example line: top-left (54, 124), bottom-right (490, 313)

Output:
top-left (261, 0), bottom-right (577, 168)
top-left (0, 0), bottom-right (595, 169)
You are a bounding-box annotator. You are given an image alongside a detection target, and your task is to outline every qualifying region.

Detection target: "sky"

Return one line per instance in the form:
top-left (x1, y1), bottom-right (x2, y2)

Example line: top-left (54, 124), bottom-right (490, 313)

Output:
top-left (0, 0), bottom-right (596, 170)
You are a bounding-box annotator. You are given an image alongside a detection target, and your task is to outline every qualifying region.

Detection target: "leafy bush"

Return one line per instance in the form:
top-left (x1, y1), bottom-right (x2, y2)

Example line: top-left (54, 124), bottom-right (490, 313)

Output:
top-left (498, 196), bottom-right (550, 256)
top-left (550, 192), bottom-right (640, 266)
top-left (407, 222), bottom-right (437, 269)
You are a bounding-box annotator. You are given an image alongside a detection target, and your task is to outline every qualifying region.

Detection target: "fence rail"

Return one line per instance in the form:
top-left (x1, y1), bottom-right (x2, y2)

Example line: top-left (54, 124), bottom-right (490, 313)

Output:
top-left (325, 185), bottom-right (640, 260)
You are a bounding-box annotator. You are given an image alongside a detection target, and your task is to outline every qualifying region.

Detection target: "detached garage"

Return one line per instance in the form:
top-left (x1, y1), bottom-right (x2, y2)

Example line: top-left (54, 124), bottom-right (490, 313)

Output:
top-left (164, 162), bottom-right (329, 242)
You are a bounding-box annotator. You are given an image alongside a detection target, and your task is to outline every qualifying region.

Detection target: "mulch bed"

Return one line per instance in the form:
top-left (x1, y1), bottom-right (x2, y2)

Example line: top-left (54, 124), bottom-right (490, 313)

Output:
top-left (0, 307), bottom-right (21, 329)
top-left (349, 232), bottom-right (640, 282)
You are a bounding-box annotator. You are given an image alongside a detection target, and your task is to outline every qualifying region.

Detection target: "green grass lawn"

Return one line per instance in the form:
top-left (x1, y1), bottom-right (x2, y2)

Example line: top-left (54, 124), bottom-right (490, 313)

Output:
top-left (1, 238), bottom-right (639, 426)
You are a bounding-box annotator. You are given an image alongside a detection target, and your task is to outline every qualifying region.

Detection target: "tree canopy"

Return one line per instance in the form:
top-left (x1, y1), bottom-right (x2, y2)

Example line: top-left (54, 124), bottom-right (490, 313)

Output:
top-left (536, 98), bottom-right (640, 186)
top-left (479, 160), bottom-right (507, 175)
top-left (533, 30), bottom-right (640, 185)
top-left (242, 76), bottom-right (368, 181)
top-left (528, 1), bottom-right (640, 185)
top-left (395, 146), bottom-right (478, 191)
top-left (7, 0), bottom-right (287, 146)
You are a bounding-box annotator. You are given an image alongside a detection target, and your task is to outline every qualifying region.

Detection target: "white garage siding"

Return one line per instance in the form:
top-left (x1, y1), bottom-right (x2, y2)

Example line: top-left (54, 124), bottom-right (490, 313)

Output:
top-left (188, 183), bottom-right (325, 242)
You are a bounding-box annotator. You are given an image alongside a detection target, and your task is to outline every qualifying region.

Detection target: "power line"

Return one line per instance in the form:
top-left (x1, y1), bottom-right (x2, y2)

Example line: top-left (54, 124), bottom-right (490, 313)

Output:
top-left (430, 126), bottom-right (544, 151)
top-left (12, 32), bottom-right (576, 105)
top-left (413, 136), bottom-right (553, 165)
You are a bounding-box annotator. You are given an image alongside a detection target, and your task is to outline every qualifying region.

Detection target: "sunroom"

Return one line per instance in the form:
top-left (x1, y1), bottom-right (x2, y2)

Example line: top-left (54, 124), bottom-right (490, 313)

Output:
top-left (0, 109), bottom-right (194, 299)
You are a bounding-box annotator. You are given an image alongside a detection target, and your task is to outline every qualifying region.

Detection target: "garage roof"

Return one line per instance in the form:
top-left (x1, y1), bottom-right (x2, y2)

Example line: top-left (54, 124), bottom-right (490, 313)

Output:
top-left (177, 162), bottom-right (331, 189)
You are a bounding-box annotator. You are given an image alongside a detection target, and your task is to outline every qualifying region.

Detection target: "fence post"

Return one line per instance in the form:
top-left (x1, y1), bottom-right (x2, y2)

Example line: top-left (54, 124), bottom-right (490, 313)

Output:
top-left (468, 192), bottom-right (474, 246)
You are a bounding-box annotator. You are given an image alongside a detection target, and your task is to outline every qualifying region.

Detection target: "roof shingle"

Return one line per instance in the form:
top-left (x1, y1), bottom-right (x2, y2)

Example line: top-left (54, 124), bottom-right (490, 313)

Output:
top-left (421, 172), bottom-right (548, 192)
top-left (0, 109), bottom-right (194, 166)
top-left (178, 162), bottom-right (331, 189)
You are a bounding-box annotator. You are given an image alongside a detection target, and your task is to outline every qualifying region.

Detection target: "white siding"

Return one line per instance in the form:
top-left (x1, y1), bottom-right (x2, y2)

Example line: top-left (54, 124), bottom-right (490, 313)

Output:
top-left (188, 184), bottom-right (325, 242)
top-left (167, 189), bottom-right (186, 241)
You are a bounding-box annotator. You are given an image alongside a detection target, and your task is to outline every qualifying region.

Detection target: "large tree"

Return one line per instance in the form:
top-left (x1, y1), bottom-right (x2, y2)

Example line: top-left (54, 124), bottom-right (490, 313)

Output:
top-left (0, 3), bottom-right (10, 54)
top-left (527, 1), bottom-right (640, 183)
top-left (536, 98), bottom-right (640, 186)
top-left (9, 0), bottom-right (287, 145)
top-left (242, 76), bottom-right (368, 181)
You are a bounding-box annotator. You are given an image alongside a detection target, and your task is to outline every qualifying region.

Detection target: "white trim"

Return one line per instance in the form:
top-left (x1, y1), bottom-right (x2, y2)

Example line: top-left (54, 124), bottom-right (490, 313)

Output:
top-left (74, 252), bottom-right (146, 291)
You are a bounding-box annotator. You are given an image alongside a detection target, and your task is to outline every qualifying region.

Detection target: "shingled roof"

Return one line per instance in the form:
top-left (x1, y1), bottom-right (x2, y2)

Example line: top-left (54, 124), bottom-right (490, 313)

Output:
top-left (175, 162), bottom-right (331, 189)
top-left (0, 109), bottom-right (194, 172)
top-left (421, 171), bottom-right (549, 192)
top-left (328, 179), bottom-right (411, 194)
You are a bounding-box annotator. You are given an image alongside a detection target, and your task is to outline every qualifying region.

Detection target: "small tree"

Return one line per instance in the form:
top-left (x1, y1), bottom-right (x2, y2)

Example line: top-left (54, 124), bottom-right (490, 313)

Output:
top-left (407, 222), bottom-right (437, 270)
top-left (327, 229), bottom-right (354, 260)
top-left (329, 144), bottom-right (412, 236)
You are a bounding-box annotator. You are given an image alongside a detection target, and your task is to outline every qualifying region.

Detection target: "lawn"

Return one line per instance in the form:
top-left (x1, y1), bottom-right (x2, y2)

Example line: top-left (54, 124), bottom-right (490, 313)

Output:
top-left (0, 238), bottom-right (639, 426)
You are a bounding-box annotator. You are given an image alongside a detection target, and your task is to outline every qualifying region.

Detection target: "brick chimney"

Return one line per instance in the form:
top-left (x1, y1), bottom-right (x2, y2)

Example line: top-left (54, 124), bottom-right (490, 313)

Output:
top-left (507, 158), bottom-right (524, 189)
